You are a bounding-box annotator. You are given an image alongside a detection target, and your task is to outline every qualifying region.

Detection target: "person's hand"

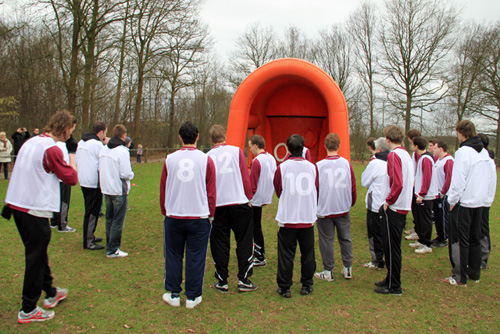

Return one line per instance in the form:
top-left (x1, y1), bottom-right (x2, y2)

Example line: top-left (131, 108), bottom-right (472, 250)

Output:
top-left (383, 203), bottom-right (388, 211)
top-left (17, 128), bottom-right (22, 133)
top-left (416, 197), bottom-right (423, 204)
top-left (22, 128), bottom-right (27, 132)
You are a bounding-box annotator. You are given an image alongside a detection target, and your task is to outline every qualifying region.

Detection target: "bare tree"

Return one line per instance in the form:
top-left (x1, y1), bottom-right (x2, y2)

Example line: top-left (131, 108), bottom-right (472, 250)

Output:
top-left (445, 23), bottom-right (485, 140)
top-left (228, 23), bottom-right (279, 89)
top-left (473, 23), bottom-right (500, 160)
top-left (348, 1), bottom-right (378, 137)
top-left (379, 0), bottom-right (458, 143)
top-left (312, 24), bottom-right (353, 97)
top-left (160, 11), bottom-right (210, 147)
top-left (128, 0), bottom-right (195, 138)
top-left (278, 25), bottom-right (312, 60)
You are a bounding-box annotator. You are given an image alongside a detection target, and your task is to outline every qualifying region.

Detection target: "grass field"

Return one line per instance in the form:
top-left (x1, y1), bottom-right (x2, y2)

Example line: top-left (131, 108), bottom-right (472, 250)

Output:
top-left (0, 161), bottom-right (499, 333)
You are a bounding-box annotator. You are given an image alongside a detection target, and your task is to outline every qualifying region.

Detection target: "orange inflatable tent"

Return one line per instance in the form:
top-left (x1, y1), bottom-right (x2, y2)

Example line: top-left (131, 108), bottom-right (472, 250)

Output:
top-left (226, 58), bottom-right (350, 165)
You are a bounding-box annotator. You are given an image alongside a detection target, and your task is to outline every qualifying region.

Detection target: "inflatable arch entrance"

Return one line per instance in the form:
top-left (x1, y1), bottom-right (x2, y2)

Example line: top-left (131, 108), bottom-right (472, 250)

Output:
top-left (226, 58), bottom-right (350, 166)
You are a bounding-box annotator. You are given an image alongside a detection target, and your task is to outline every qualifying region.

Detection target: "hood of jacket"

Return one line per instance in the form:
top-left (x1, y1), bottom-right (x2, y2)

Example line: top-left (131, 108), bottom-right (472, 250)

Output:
top-left (375, 150), bottom-right (389, 162)
top-left (82, 132), bottom-right (100, 142)
top-left (107, 136), bottom-right (127, 149)
top-left (460, 136), bottom-right (484, 153)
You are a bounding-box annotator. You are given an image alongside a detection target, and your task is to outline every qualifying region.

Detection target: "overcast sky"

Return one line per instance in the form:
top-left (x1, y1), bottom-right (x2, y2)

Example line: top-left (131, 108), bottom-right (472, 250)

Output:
top-left (2, 0), bottom-right (499, 59)
top-left (201, 0), bottom-right (500, 59)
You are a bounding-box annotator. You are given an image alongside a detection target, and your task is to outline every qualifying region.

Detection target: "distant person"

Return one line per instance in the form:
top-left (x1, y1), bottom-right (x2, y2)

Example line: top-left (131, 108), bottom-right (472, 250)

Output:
top-left (431, 140), bottom-right (454, 248)
top-left (136, 144), bottom-right (143, 163)
top-left (5, 110), bottom-right (78, 323)
top-left (11, 127), bottom-right (30, 157)
top-left (0, 131), bottom-right (13, 179)
top-left (248, 135), bottom-right (277, 267)
top-left (207, 125), bottom-right (257, 293)
top-left (410, 137), bottom-right (438, 255)
top-left (33, 128), bottom-right (40, 136)
top-left (428, 139), bottom-right (438, 161)
top-left (361, 137), bottom-right (390, 270)
top-left (314, 133), bottom-right (356, 281)
top-left (375, 125), bottom-right (414, 295)
top-left (477, 133), bottom-right (496, 269)
top-left (274, 134), bottom-right (317, 298)
top-left (99, 124), bottom-right (134, 258)
top-left (76, 122), bottom-right (107, 250)
top-left (160, 122), bottom-right (216, 309)
top-left (441, 121), bottom-right (496, 286)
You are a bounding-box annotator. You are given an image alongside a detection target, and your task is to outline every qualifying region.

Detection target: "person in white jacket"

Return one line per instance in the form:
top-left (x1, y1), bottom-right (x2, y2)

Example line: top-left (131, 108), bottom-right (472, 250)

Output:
top-left (99, 124), bottom-right (134, 258)
top-left (76, 122), bottom-right (107, 250)
top-left (361, 137), bottom-right (390, 270)
top-left (440, 120), bottom-right (497, 286)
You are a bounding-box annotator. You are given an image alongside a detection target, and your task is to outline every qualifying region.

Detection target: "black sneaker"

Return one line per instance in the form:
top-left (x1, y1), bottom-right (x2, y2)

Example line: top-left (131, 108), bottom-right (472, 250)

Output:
top-left (277, 287), bottom-right (291, 298)
top-left (213, 281), bottom-right (228, 293)
top-left (432, 240), bottom-right (447, 248)
top-left (237, 279), bottom-right (258, 292)
top-left (300, 285), bottom-right (313, 295)
top-left (87, 243), bottom-right (104, 250)
top-left (374, 279), bottom-right (387, 287)
top-left (374, 286), bottom-right (402, 295)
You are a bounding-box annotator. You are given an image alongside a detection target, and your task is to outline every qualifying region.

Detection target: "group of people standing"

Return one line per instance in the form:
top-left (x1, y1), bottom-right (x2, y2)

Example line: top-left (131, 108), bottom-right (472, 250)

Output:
top-left (362, 122), bottom-right (496, 295)
top-left (3, 113), bottom-right (497, 321)
top-left (160, 122), bottom-right (357, 307)
top-left (4, 111), bottom-right (135, 323)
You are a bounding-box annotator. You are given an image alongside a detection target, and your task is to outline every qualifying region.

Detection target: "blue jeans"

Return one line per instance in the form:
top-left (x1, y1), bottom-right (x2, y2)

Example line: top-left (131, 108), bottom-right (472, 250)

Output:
top-left (164, 217), bottom-right (211, 299)
top-left (105, 195), bottom-right (128, 254)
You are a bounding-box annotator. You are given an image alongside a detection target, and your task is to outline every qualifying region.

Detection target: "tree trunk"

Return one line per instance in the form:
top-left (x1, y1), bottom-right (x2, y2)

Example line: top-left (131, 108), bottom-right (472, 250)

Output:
top-left (167, 87), bottom-right (176, 148)
top-left (68, 0), bottom-right (81, 115)
top-left (134, 58), bottom-right (145, 139)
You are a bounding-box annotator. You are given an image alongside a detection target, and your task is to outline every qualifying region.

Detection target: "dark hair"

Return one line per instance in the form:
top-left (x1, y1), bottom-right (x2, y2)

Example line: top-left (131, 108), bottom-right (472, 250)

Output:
top-left (412, 136), bottom-right (427, 150)
top-left (478, 133), bottom-right (489, 148)
top-left (435, 140), bottom-right (448, 152)
top-left (406, 129), bottom-right (421, 141)
top-left (366, 137), bottom-right (376, 151)
top-left (249, 135), bottom-right (265, 149)
top-left (456, 120), bottom-right (476, 139)
top-left (113, 124), bottom-right (127, 138)
top-left (325, 133), bottom-right (340, 151)
top-left (209, 125), bottom-right (226, 144)
top-left (286, 134), bottom-right (304, 156)
top-left (385, 125), bottom-right (404, 144)
top-left (179, 121), bottom-right (199, 145)
top-left (93, 121), bottom-right (107, 135)
top-left (428, 139), bottom-right (436, 145)
top-left (44, 110), bottom-right (76, 138)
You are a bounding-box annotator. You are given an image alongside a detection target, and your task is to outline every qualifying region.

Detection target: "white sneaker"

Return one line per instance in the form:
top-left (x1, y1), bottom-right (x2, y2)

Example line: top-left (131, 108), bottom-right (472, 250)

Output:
top-left (162, 293), bottom-right (180, 307)
top-left (409, 241), bottom-right (422, 248)
top-left (405, 232), bottom-right (419, 240)
top-left (415, 245), bottom-right (432, 254)
top-left (314, 270), bottom-right (333, 282)
top-left (341, 266), bottom-right (352, 279)
top-left (186, 296), bottom-right (202, 309)
top-left (107, 249), bottom-right (128, 258)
